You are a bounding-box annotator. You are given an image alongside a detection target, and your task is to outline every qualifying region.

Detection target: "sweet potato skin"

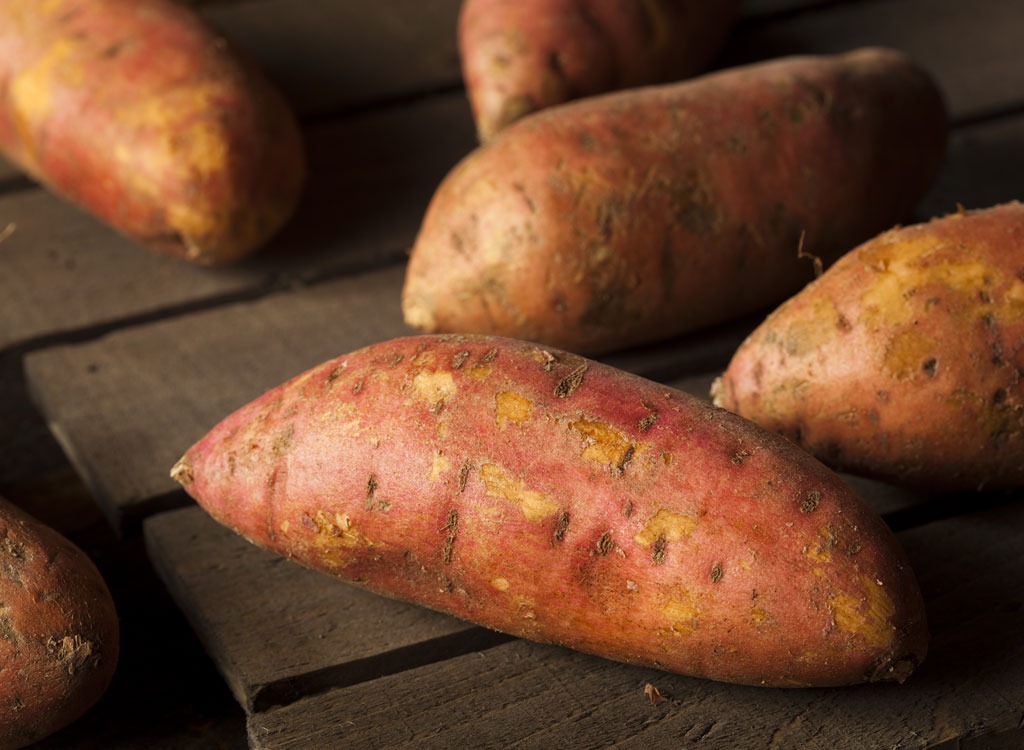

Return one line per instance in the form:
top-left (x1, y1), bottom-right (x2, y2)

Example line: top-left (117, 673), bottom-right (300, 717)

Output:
top-left (459, 0), bottom-right (741, 142)
top-left (713, 202), bottom-right (1024, 491)
top-left (402, 48), bottom-right (947, 356)
top-left (173, 334), bottom-right (927, 687)
top-left (0, 0), bottom-right (306, 265)
top-left (0, 498), bottom-right (119, 750)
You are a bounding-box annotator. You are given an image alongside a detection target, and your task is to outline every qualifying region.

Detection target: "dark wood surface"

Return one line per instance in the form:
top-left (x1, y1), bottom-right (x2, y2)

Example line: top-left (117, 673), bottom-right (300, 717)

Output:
top-left (2, 0), bottom-right (1023, 747)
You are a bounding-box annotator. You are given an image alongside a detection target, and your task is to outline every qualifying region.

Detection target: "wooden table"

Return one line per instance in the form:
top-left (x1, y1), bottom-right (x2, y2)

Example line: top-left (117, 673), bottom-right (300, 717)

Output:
top-left (3, 1), bottom-right (1023, 747)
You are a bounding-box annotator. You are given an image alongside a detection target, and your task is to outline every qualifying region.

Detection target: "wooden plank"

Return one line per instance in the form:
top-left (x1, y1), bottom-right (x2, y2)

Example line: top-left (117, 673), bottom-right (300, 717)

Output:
top-left (0, 190), bottom-right (262, 352)
top-left (0, 91), bottom-right (475, 352)
top-left (918, 112), bottom-right (1024, 219)
top-left (144, 505), bottom-right (508, 713)
top-left (723, 0), bottom-right (1024, 122)
top-left (198, 0), bottom-right (462, 119)
top-left (244, 500), bottom-right (1024, 749)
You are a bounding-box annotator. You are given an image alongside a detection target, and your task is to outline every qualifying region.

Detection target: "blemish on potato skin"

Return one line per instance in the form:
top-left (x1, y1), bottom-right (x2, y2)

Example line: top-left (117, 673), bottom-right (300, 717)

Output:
top-left (442, 509), bottom-right (459, 564)
top-left (554, 363), bottom-right (588, 398)
top-left (595, 531), bottom-right (614, 556)
top-left (637, 406), bottom-right (659, 431)
top-left (710, 562), bottom-right (723, 583)
top-left (553, 511), bottom-right (570, 543)
top-left (326, 363), bottom-right (346, 383)
top-left (731, 450), bottom-right (750, 465)
top-left (457, 463), bottom-right (472, 494)
top-left (652, 535), bottom-right (668, 565)
top-left (801, 490), bottom-right (821, 513)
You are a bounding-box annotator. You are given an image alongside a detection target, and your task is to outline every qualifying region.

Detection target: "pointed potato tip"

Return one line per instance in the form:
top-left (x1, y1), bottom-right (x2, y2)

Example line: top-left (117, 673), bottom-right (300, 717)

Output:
top-left (170, 455), bottom-right (194, 487)
top-left (709, 375), bottom-right (726, 408)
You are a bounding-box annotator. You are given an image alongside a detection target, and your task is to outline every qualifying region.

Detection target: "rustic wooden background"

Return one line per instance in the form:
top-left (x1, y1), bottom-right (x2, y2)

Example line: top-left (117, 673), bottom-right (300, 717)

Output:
top-left (2, 0), bottom-right (1022, 747)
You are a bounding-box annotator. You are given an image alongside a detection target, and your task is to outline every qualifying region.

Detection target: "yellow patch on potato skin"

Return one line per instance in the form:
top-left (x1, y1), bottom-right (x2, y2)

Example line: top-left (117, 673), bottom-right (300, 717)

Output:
top-left (782, 297), bottom-right (844, 357)
top-left (479, 463), bottom-right (560, 522)
top-left (412, 370), bottom-right (457, 410)
top-left (661, 592), bottom-right (701, 634)
top-left (8, 37), bottom-right (80, 168)
top-left (816, 569), bottom-right (896, 649)
top-left (860, 233), bottom-right (1024, 327)
top-left (750, 605), bottom-right (770, 625)
top-left (491, 577), bottom-right (510, 591)
top-left (303, 510), bottom-right (372, 568)
top-left (429, 452), bottom-right (450, 482)
top-left (634, 508), bottom-right (698, 548)
top-left (570, 418), bottom-right (636, 471)
top-left (883, 329), bottom-right (939, 381)
top-left (495, 390), bottom-right (533, 428)
top-left (803, 526), bottom-right (839, 563)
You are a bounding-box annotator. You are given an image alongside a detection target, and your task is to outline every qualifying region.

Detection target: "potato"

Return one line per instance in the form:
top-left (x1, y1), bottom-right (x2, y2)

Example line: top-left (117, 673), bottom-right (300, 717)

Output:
top-left (712, 202), bottom-right (1024, 492)
top-left (402, 48), bottom-right (948, 356)
top-left (459, 0), bottom-right (741, 142)
top-left (172, 334), bottom-right (927, 687)
top-left (0, 497), bottom-right (119, 749)
top-left (0, 0), bottom-right (306, 265)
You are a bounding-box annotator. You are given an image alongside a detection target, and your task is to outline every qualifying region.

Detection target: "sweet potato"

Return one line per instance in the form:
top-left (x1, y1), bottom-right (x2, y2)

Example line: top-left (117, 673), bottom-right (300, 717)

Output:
top-left (0, 0), bottom-right (306, 265)
top-left (172, 334), bottom-right (927, 687)
top-left (712, 202), bottom-right (1024, 492)
top-left (402, 47), bottom-right (948, 356)
top-left (0, 497), bottom-right (119, 750)
top-left (458, 0), bottom-right (742, 142)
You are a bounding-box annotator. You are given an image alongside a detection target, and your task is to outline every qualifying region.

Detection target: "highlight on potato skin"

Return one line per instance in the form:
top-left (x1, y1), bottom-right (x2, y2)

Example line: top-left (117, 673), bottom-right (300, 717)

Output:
top-left (458, 0), bottom-right (742, 142)
top-left (712, 202), bottom-right (1024, 492)
top-left (0, 497), bottom-right (120, 750)
top-left (402, 48), bottom-right (948, 356)
top-left (173, 334), bottom-right (928, 688)
top-left (0, 0), bottom-right (306, 265)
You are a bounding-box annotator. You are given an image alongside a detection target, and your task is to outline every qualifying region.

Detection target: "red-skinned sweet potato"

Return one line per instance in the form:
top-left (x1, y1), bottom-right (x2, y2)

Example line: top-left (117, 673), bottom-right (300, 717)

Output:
top-left (402, 47), bottom-right (948, 356)
top-left (0, 0), bottom-right (306, 265)
top-left (172, 334), bottom-right (928, 688)
top-left (712, 202), bottom-right (1024, 491)
top-left (0, 497), bottom-right (119, 750)
top-left (459, 0), bottom-right (742, 142)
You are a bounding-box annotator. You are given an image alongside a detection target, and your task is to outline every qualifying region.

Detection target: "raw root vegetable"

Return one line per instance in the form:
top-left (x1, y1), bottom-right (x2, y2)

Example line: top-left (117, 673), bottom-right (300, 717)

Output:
top-left (712, 202), bottom-right (1024, 492)
top-left (402, 48), bottom-right (948, 356)
top-left (0, 497), bottom-right (119, 750)
top-left (172, 334), bottom-right (928, 688)
top-left (458, 0), bottom-right (742, 142)
top-left (0, 0), bottom-right (306, 265)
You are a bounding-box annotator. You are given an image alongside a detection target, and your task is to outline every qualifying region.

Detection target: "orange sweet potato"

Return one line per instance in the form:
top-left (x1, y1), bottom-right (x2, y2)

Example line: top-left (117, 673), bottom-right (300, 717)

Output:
top-left (0, 0), bottom-right (306, 265)
top-left (172, 334), bottom-right (928, 687)
top-left (402, 48), bottom-right (947, 356)
top-left (0, 497), bottom-right (119, 750)
top-left (458, 0), bottom-right (741, 142)
top-left (712, 202), bottom-right (1024, 492)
